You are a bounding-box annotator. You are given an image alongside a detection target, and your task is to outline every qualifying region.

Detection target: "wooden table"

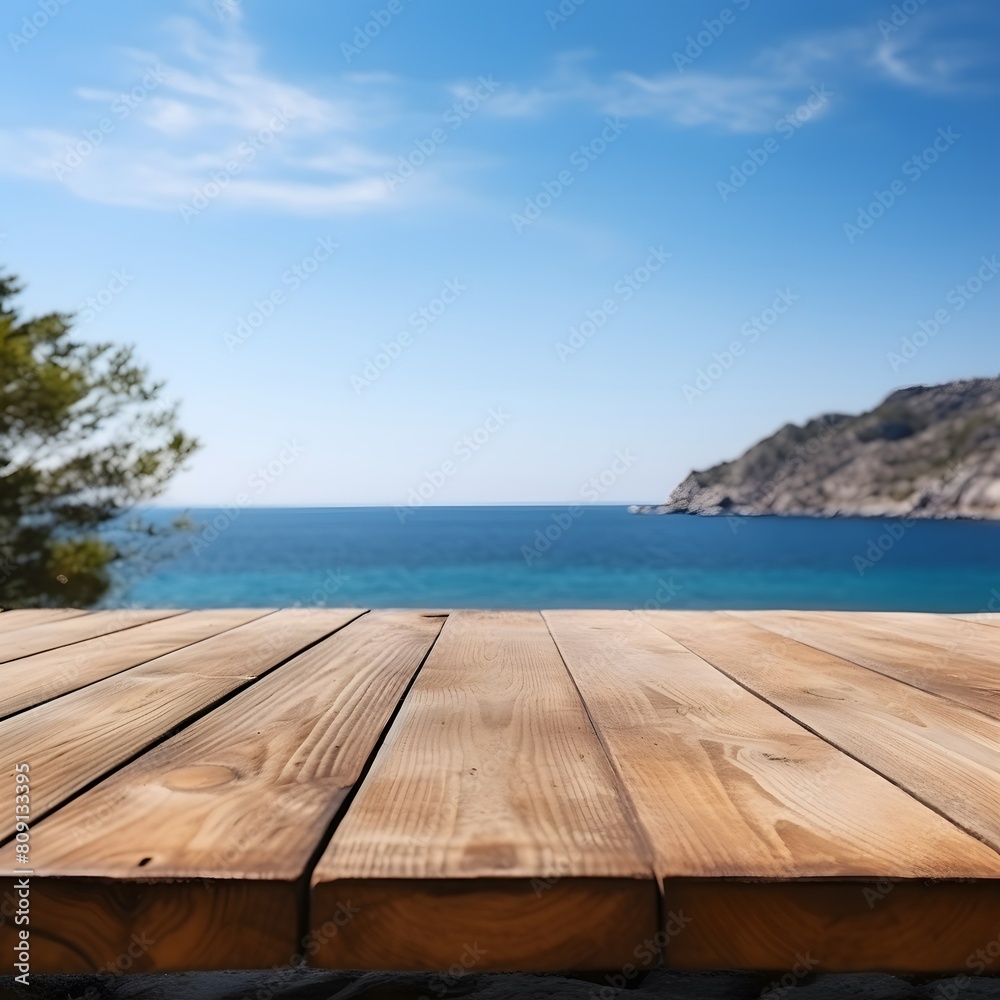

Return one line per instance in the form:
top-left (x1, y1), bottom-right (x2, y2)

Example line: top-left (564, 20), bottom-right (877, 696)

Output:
top-left (2, 607), bottom-right (999, 975)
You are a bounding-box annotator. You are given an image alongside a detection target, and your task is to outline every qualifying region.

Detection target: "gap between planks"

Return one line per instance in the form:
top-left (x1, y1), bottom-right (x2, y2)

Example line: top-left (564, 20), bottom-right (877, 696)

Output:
top-left (0, 611), bottom-right (441, 972)
top-left (552, 610), bottom-right (1000, 972)
top-left (310, 610), bottom-right (658, 972)
top-left (0, 610), bottom-right (366, 843)
top-left (0, 609), bottom-right (275, 720)
top-left (3, 609), bottom-right (1000, 974)
top-left (0, 609), bottom-right (184, 664)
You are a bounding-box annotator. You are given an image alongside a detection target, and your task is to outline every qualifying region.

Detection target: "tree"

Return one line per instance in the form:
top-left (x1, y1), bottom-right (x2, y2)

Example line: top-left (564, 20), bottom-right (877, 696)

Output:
top-left (0, 271), bottom-right (198, 607)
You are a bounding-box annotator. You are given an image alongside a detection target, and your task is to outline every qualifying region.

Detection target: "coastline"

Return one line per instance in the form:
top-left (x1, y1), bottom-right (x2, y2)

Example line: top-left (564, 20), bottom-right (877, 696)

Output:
top-left (628, 504), bottom-right (992, 520)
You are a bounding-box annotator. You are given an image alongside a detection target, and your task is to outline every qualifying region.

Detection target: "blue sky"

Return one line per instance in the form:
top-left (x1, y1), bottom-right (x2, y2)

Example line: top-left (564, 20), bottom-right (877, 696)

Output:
top-left (2, 0), bottom-right (998, 505)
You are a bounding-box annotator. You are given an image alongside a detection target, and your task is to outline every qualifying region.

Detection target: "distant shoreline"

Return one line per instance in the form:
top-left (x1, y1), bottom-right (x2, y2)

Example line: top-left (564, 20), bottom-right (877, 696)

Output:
top-left (648, 377), bottom-right (1000, 524)
top-left (628, 504), bottom-right (993, 521)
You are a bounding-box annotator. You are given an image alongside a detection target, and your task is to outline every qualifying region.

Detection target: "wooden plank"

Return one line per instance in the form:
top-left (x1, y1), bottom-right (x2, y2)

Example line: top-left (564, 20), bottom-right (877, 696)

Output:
top-left (0, 608), bottom-right (88, 632)
top-left (548, 610), bottom-right (1000, 973)
top-left (0, 609), bottom-right (362, 838)
top-left (0, 611), bottom-right (440, 973)
top-left (311, 610), bottom-right (657, 972)
top-left (953, 612), bottom-right (1000, 628)
top-left (0, 609), bottom-right (271, 718)
top-left (730, 610), bottom-right (1000, 720)
top-left (752, 609), bottom-right (1000, 654)
top-left (0, 608), bottom-right (182, 663)
top-left (667, 880), bottom-right (1000, 973)
top-left (642, 611), bottom-right (1000, 854)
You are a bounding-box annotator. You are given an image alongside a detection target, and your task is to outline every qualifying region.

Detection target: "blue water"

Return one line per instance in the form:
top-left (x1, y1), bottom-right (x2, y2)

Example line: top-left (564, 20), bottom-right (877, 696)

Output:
top-left (112, 506), bottom-right (1000, 612)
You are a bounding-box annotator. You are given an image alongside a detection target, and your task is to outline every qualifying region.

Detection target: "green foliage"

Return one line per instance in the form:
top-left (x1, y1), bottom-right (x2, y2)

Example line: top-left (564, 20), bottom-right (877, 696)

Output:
top-left (0, 272), bottom-right (198, 607)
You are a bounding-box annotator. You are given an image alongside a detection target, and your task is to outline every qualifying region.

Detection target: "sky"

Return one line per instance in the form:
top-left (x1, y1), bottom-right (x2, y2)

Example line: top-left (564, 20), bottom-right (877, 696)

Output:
top-left (1, 0), bottom-right (998, 506)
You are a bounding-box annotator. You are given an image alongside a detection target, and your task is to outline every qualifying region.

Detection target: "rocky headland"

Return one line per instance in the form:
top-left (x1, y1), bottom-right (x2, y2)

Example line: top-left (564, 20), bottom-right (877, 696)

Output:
top-left (634, 376), bottom-right (1000, 520)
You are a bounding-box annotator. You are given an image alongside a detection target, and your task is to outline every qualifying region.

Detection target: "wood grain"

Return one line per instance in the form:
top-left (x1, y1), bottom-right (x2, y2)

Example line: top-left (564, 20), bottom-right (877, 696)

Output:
top-left (311, 610), bottom-right (657, 972)
top-left (0, 609), bottom-right (270, 718)
top-left (0, 608), bottom-right (181, 663)
top-left (315, 878), bottom-right (658, 973)
top-left (0, 608), bottom-right (88, 632)
top-left (0, 611), bottom-right (439, 973)
top-left (549, 610), bottom-right (1000, 973)
top-left (644, 611), bottom-right (1000, 855)
top-left (731, 610), bottom-right (1000, 720)
top-left (952, 612), bottom-right (1000, 628)
top-left (5, 608), bottom-right (999, 975)
top-left (9, 880), bottom-right (296, 974)
top-left (666, 879), bottom-right (1000, 973)
top-left (0, 609), bottom-right (362, 838)
top-left (549, 611), bottom-right (1000, 877)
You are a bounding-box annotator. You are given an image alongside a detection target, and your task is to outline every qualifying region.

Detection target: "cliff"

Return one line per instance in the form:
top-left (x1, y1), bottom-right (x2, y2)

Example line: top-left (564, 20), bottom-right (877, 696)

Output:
top-left (636, 376), bottom-right (1000, 519)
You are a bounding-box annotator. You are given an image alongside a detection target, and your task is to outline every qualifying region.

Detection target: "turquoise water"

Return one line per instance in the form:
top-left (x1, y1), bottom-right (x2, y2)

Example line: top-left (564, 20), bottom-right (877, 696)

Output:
top-left (114, 506), bottom-right (1000, 612)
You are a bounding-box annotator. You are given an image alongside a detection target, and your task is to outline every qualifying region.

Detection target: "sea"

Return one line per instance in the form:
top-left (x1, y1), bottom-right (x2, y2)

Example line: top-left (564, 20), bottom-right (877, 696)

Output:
top-left (112, 506), bottom-right (1000, 612)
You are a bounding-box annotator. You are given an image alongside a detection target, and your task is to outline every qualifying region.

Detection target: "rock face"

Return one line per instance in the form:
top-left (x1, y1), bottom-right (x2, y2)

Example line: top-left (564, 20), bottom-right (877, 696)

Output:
top-left (636, 376), bottom-right (1000, 519)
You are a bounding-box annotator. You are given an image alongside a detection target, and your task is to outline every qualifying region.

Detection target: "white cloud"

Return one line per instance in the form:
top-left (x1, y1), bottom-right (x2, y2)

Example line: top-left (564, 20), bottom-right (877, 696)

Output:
top-left (485, 16), bottom-right (992, 134)
top-left (0, 16), bottom-right (398, 215)
top-left (224, 176), bottom-right (390, 212)
top-left (607, 72), bottom-right (794, 133)
top-left (871, 35), bottom-right (987, 93)
top-left (0, 8), bottom-right (989, 217)
top-left (143, 98), bottom-right (202, 136)
top-left (763, 19), bottom-right (992, 96)
top-left (483, 59), bottom-right (819, 135)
